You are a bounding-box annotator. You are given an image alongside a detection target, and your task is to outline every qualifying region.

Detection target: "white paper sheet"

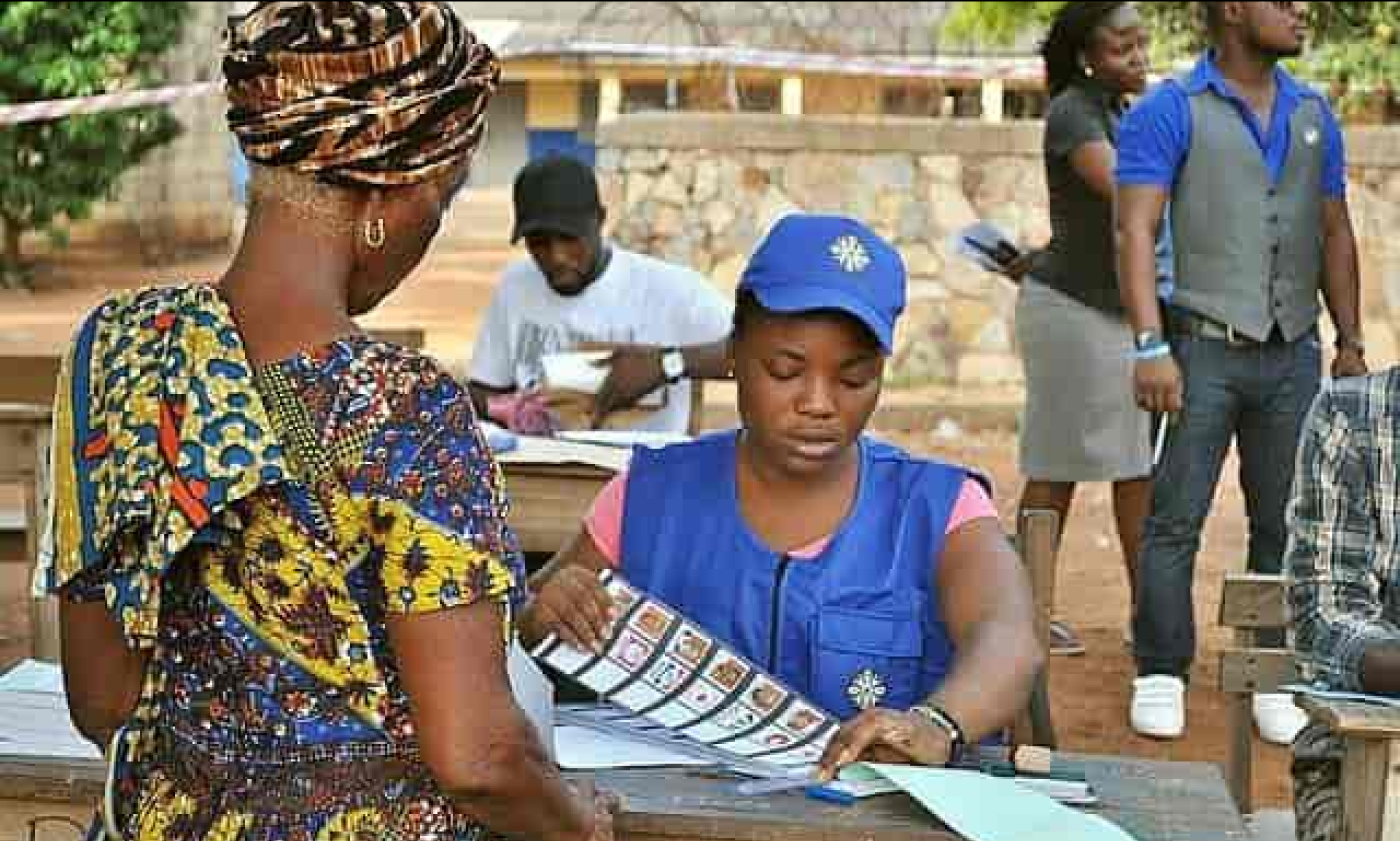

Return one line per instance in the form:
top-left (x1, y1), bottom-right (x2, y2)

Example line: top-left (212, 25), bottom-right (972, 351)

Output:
top-left (555, 724), bottom-right (712, 769)
top-left (556, 430), bottom-right (690, 450)
top-left (542, 352), bottom-right (664, 407)
top-left (0, 658), bottom-right (64, 695)
top-left (509, 639), bottom-right (556, 761)
top-left (0, 688), bottom-right (101, 761)
top-left (494, 434), bottom-right (632, 472)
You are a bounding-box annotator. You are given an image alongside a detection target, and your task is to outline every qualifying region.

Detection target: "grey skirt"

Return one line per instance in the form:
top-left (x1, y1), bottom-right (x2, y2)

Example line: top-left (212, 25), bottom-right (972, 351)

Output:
top-left (1015, 279), bottom-right (1151, 482)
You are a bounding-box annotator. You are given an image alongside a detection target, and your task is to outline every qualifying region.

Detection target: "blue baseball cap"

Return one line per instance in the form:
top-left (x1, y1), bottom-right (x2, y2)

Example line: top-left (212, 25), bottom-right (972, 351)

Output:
top-left (738, 214), bottom-right (906, 354)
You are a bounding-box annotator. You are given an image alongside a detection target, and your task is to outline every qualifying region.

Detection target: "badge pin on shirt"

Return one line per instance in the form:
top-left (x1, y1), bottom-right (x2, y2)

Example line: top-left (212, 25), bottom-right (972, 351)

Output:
top-left (847, 668), bottom-right (888, 710)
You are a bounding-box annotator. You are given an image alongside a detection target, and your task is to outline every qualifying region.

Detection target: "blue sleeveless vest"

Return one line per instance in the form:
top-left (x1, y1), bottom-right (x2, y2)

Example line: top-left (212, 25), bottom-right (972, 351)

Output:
top-left (620, 430), bottom-right (970, 719)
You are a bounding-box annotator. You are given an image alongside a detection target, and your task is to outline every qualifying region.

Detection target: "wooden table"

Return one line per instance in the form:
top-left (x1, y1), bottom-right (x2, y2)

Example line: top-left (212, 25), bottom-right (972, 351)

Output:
top-left (0, 751), bottom-right (1248, 841)
top-left (1297, 695), bottom-right (1400, 841)
top-left (500, 460), bottom-right (616, 555)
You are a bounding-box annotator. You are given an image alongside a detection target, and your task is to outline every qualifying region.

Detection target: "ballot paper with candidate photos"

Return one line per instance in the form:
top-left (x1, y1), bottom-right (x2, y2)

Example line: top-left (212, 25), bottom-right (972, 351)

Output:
top-left (532, 570), bottom-right (838, 768)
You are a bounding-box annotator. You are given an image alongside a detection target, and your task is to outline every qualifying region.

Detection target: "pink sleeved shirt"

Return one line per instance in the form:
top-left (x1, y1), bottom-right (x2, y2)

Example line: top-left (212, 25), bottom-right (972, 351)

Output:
top-left (584, 469), bottom-right (998, 566)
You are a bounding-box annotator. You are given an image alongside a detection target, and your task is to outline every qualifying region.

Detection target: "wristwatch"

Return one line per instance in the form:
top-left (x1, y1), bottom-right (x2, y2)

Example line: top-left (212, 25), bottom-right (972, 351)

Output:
top-left (660, 348), bottom-right (686, 384)
top-left (1134, 329), bottom-right (1165, 352)
top-left (908, 703), bottom-right (965, 764)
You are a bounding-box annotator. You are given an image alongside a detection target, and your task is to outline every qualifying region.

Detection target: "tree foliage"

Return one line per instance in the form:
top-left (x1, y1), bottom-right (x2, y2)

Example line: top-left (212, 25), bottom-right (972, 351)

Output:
top-left (0, 2), bottom-right (189, 286)
top-left (943, 2), bottom-right (1400, 115)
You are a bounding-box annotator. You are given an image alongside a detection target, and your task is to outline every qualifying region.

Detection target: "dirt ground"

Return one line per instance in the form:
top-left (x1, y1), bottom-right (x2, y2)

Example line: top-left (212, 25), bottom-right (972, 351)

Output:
top-left (0, 237), bottom-right (1292, 810)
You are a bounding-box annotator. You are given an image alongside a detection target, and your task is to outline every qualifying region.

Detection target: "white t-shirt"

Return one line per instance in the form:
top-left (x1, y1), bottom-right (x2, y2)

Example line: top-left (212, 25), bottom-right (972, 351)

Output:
top-left (469, 246), bottom-right (733, 433)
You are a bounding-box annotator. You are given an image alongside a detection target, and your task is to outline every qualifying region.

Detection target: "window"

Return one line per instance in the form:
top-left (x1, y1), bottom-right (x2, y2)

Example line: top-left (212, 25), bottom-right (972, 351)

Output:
top-left (737, 81), bottom-right (780, 113)
top-left (1005, 89), bottom-right (1048, 119)
top-left (621, 81), bottom-right (687, 113)
top-left (883, 83), bottom-right (941, 117)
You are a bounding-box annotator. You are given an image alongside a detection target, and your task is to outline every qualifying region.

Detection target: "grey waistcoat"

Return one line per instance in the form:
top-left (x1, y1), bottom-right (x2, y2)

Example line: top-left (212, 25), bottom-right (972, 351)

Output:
top-left (1170, 81), bottom-right (1326, 342)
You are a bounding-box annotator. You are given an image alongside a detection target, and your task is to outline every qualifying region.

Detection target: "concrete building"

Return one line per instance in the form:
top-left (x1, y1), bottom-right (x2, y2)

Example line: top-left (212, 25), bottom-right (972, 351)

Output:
top-left (457, 2), bottom-right (1044, 186)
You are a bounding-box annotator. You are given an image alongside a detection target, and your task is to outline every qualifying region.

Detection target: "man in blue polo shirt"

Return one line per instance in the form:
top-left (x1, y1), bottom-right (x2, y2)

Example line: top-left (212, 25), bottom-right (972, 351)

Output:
top-left (1114, 1), bottom-right (1366, 743)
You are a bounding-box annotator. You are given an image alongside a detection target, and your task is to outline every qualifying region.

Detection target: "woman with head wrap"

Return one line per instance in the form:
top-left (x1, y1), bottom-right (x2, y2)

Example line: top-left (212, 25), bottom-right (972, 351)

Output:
top-left (41, 3), bottom-right (613, 839)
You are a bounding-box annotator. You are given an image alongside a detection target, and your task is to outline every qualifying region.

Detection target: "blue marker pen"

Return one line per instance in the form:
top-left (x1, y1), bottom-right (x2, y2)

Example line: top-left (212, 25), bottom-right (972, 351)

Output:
top-left (804, 784), bottom-right (857, 806)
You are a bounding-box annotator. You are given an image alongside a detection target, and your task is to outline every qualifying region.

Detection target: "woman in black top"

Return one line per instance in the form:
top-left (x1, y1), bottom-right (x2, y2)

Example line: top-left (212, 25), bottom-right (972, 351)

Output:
top-left (1014, 2), bottom-right (1151, 655)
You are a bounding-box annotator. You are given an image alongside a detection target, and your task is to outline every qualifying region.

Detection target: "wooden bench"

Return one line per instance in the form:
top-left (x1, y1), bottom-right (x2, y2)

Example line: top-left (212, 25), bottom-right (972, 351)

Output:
top-left (1220, 572), bottom-right (1400, 839)
top-left (0, 355), bottom-right (61, 406)
top-left (0, 404), bottom-right (58, 662)
top-left (1218, 572), bottom-right (1297, 814)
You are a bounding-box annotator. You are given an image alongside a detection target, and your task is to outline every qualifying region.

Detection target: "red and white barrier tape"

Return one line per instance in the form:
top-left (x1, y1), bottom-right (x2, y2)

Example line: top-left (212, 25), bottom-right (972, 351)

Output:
top-left (0, 81), bottom-right (220, 126)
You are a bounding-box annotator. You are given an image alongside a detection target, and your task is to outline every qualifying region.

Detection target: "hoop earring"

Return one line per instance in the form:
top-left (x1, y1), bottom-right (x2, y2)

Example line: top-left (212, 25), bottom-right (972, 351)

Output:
top-left (363, 218), bottom-right (386, 250)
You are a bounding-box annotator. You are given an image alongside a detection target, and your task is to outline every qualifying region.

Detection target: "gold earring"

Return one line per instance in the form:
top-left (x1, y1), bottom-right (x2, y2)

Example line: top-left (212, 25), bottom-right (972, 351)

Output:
top-left (363, 218), bottom-right (386, 250)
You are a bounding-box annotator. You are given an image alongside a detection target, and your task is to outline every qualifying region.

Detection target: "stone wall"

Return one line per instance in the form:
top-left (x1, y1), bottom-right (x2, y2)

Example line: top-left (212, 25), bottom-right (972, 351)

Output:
top-left (596, 114), bottom-right (1400, 389)
top-left (36, 2), bottom-right (235, 259)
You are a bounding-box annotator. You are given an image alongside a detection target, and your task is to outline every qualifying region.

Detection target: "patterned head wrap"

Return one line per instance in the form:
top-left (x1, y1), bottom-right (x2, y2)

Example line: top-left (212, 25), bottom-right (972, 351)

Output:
top-left (224, 2), bottom-right (499, 187)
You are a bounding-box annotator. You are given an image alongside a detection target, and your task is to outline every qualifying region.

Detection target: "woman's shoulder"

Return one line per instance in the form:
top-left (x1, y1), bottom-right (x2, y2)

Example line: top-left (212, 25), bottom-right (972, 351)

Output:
top-left (1045, 85), bottom-right (1109, 126)
top-left (76, 281), bottom-right (218, 335)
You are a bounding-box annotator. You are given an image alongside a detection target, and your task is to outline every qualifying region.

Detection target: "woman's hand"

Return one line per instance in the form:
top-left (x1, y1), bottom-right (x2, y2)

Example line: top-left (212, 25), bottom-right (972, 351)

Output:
top-left (520, 564), bottom-right (617, 652)
top-left (1000, 250), bottom-right (1038, 283)
top-left (1133, 355), bottom-right (1183, 416)
top-left (815, 708), bottom-right (953, 781)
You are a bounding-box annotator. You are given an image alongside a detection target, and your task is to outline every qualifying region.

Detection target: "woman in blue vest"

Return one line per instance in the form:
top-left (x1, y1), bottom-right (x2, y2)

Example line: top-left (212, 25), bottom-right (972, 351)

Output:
top-left (520, 214), bottom-right (1042, 775)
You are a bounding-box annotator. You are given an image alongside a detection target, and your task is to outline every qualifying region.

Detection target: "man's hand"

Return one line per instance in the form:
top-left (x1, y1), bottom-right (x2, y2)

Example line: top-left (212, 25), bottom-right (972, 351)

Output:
top-left (1332, 347), bottom-right (1368, 380)
top-left (1133, 356), bottom-right (1183, 416)
top-left (592, 348), bottom-right (666, 428)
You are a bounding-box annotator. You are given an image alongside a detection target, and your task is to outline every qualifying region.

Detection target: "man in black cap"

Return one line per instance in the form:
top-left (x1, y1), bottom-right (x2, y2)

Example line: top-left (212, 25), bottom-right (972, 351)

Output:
top-left (467, 154), bottom-right (732, 433)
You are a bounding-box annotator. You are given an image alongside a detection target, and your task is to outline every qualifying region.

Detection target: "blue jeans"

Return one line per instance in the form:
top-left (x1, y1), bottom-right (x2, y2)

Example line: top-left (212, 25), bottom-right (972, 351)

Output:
top-left (1133, 326), bottom-right (1322, 677)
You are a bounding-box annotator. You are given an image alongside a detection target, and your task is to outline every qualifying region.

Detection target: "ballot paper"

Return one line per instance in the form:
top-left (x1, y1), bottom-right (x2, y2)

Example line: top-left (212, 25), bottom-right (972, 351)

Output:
top-left (532, 571), bottom-right (839, 773)
top-left (948, 221), bottom-right (1024, 275)
top-left (509, 639), bottom-right (556, 761)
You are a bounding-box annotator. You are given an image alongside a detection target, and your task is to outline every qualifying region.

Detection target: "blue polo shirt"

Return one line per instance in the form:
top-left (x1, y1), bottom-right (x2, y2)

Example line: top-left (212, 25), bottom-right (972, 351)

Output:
top-left (1116, 51), bottom-right (1346, 197)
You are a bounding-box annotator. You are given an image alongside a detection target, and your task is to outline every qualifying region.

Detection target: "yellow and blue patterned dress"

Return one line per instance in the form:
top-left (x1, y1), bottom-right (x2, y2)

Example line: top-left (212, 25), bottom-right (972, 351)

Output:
top-left (41, 284), bottom-right (524, 840)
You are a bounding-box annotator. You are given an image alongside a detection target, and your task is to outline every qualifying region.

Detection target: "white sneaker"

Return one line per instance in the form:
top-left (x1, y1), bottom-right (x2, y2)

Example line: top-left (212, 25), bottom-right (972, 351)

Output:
top-left (1131, 675), bottom-right (1186, 739)
top-left (1253, 693), bottom-right (1308, 746)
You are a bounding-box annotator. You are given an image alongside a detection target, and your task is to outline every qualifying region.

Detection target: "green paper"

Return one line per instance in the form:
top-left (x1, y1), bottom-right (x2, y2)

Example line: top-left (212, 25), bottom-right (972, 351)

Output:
top-left (842, 763), bottom-right (1138, 841)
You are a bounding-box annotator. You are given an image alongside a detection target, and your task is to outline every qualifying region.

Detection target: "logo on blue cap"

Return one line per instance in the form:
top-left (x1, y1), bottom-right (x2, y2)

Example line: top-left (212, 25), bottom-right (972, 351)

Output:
top-left (829, 235), bottom-right (871, 274)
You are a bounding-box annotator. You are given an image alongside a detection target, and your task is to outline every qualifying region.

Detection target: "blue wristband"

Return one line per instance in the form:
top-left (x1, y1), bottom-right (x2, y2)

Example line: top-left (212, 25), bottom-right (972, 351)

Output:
top-left (1132, 342), bottom-right (1171, 362)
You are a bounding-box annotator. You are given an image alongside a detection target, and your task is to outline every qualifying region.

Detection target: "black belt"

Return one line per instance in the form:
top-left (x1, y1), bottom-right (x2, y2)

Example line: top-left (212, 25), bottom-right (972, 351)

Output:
top-left (1167, 309), bottom-right (1281, 346)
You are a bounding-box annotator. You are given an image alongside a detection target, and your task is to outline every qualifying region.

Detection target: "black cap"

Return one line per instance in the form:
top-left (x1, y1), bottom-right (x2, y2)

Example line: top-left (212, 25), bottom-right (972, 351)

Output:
top-left (511, 154), bottom-right (602, 243)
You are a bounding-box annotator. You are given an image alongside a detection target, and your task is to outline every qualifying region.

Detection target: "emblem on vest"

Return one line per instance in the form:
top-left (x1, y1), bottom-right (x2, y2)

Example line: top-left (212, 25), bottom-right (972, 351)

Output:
top-left (830, 235), bottom-right (871, 273)
top-left (1303, 127), bottom-right (1320, 147)
top-left (847, 667), bottom-right (888, 710)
